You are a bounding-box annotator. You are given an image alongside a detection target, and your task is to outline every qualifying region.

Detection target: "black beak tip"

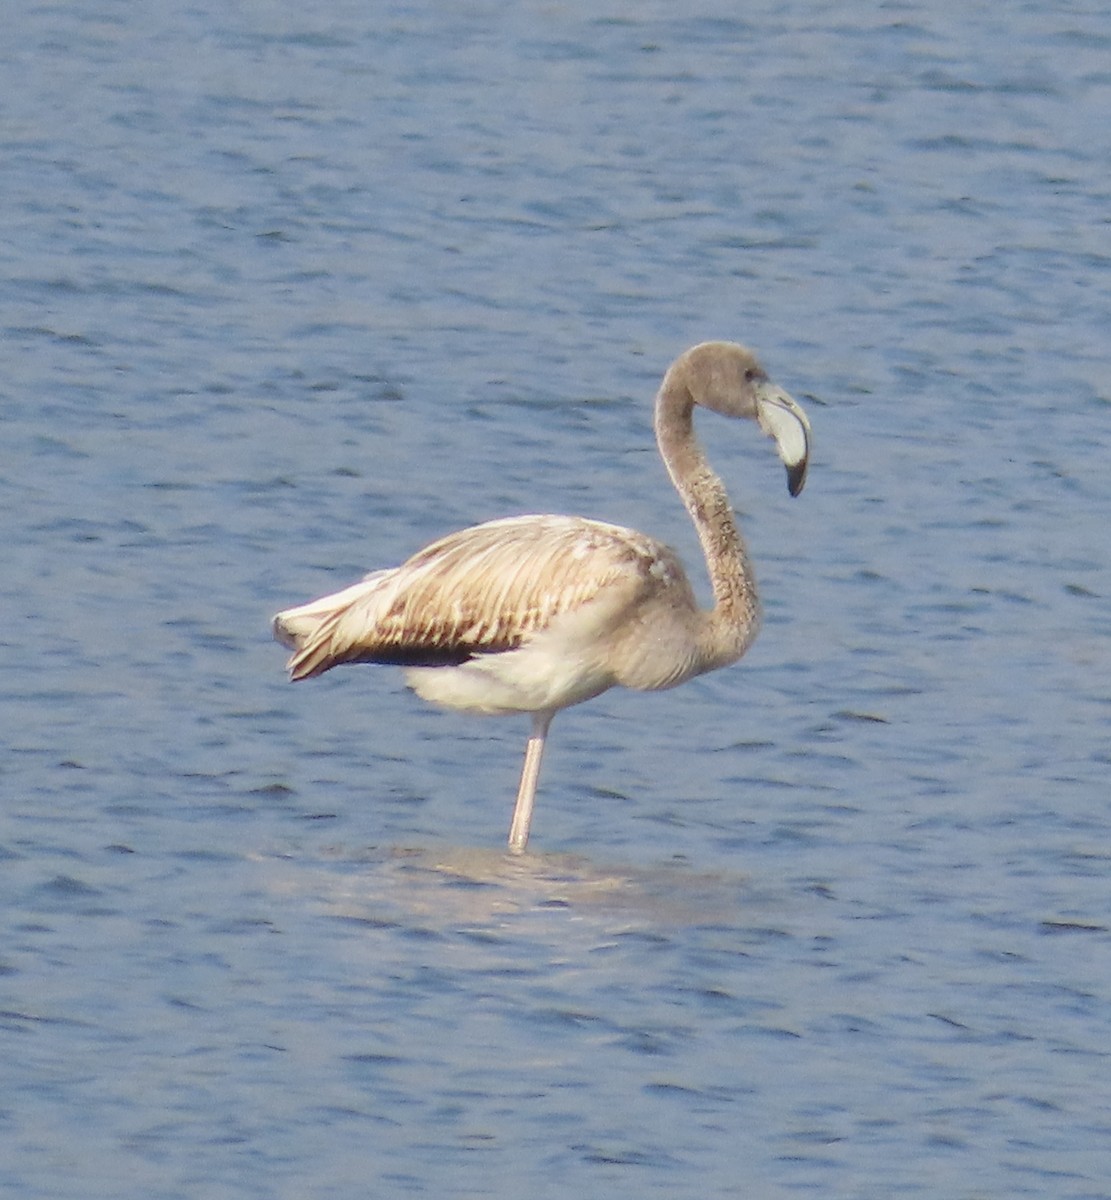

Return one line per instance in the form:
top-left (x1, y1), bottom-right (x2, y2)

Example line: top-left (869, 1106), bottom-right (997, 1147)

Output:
top-left (786, 461), bottom-right (808, 497)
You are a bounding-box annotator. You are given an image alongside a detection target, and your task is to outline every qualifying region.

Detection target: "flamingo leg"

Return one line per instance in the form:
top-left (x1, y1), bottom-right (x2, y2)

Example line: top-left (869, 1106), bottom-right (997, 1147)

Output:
top-left (507, 710), bottom-right (554, 854)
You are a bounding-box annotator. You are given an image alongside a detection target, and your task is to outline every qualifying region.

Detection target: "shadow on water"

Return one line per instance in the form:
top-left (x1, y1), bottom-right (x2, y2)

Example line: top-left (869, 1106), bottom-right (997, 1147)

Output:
top-left (254, 842), bottom-right (779, 933)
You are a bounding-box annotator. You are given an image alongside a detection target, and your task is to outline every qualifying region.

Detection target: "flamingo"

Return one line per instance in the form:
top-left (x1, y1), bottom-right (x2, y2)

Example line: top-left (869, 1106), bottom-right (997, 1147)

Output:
top-left (273, 341), bottom-right (811, 852)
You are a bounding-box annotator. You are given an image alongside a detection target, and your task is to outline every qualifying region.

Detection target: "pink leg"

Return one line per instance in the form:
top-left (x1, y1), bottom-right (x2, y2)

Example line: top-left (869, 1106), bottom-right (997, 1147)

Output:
top-left (507, 711), bottom-right (554, 854)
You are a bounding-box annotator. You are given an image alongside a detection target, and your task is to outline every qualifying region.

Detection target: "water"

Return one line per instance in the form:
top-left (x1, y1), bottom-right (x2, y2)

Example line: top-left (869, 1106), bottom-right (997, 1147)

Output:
top-left (3, 2), bottom-right (1110, 1196)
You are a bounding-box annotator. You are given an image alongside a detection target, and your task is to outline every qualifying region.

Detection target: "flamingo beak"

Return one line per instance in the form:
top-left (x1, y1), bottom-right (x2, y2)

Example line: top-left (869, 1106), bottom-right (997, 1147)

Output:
top-left (755, 384), bottom-right (811, 497)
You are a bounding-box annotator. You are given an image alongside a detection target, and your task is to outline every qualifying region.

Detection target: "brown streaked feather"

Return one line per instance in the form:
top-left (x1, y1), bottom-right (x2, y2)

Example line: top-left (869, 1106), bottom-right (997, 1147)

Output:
top-left (279, 515), bottom-right (690, 681)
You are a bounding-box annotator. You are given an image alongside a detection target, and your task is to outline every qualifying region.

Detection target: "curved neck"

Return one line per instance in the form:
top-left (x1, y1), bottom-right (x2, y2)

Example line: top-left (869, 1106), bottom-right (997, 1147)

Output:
top-left (654, 369), bottom-right (760, 669)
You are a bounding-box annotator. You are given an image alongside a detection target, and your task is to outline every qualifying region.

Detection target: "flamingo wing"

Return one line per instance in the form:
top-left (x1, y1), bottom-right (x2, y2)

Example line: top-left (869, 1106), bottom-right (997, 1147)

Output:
top-left (274, 514), bottom-right (687, 681)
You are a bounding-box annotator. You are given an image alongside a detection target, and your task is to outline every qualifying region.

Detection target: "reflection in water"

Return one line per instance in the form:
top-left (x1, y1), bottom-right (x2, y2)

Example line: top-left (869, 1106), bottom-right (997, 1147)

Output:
top-left (258, 842), bottom-right (765, 931)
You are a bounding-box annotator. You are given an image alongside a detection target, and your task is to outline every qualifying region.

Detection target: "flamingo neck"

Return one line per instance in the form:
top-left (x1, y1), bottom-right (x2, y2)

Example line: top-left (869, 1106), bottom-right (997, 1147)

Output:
top-left (654, 369), bottom-right (761, 669)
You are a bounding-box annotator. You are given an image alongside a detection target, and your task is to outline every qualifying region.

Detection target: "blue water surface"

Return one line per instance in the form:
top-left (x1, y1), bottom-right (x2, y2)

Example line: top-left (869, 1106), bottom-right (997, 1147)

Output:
top-left (2, 2), bottom-right (1110, 1197)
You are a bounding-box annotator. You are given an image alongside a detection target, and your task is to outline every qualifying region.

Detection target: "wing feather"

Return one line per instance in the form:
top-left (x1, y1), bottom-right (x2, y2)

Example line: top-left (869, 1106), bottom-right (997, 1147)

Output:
top-left (275, 515), bottom-right (688, 680)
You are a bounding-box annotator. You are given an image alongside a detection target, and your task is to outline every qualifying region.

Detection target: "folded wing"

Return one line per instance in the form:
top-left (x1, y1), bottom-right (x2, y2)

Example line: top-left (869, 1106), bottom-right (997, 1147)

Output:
top-left (272, 514), bottom-right (686, 681)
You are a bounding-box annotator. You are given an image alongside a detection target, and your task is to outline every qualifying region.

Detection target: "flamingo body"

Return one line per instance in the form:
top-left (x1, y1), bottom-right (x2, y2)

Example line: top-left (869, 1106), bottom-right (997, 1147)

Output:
top-left (273, 342), bottom-right (811, 852)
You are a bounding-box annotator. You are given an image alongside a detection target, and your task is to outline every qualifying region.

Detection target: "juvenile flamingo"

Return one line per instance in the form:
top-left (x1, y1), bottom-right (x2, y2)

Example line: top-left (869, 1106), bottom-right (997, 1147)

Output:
top-left (273, 342), bottom-right (811, 852)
